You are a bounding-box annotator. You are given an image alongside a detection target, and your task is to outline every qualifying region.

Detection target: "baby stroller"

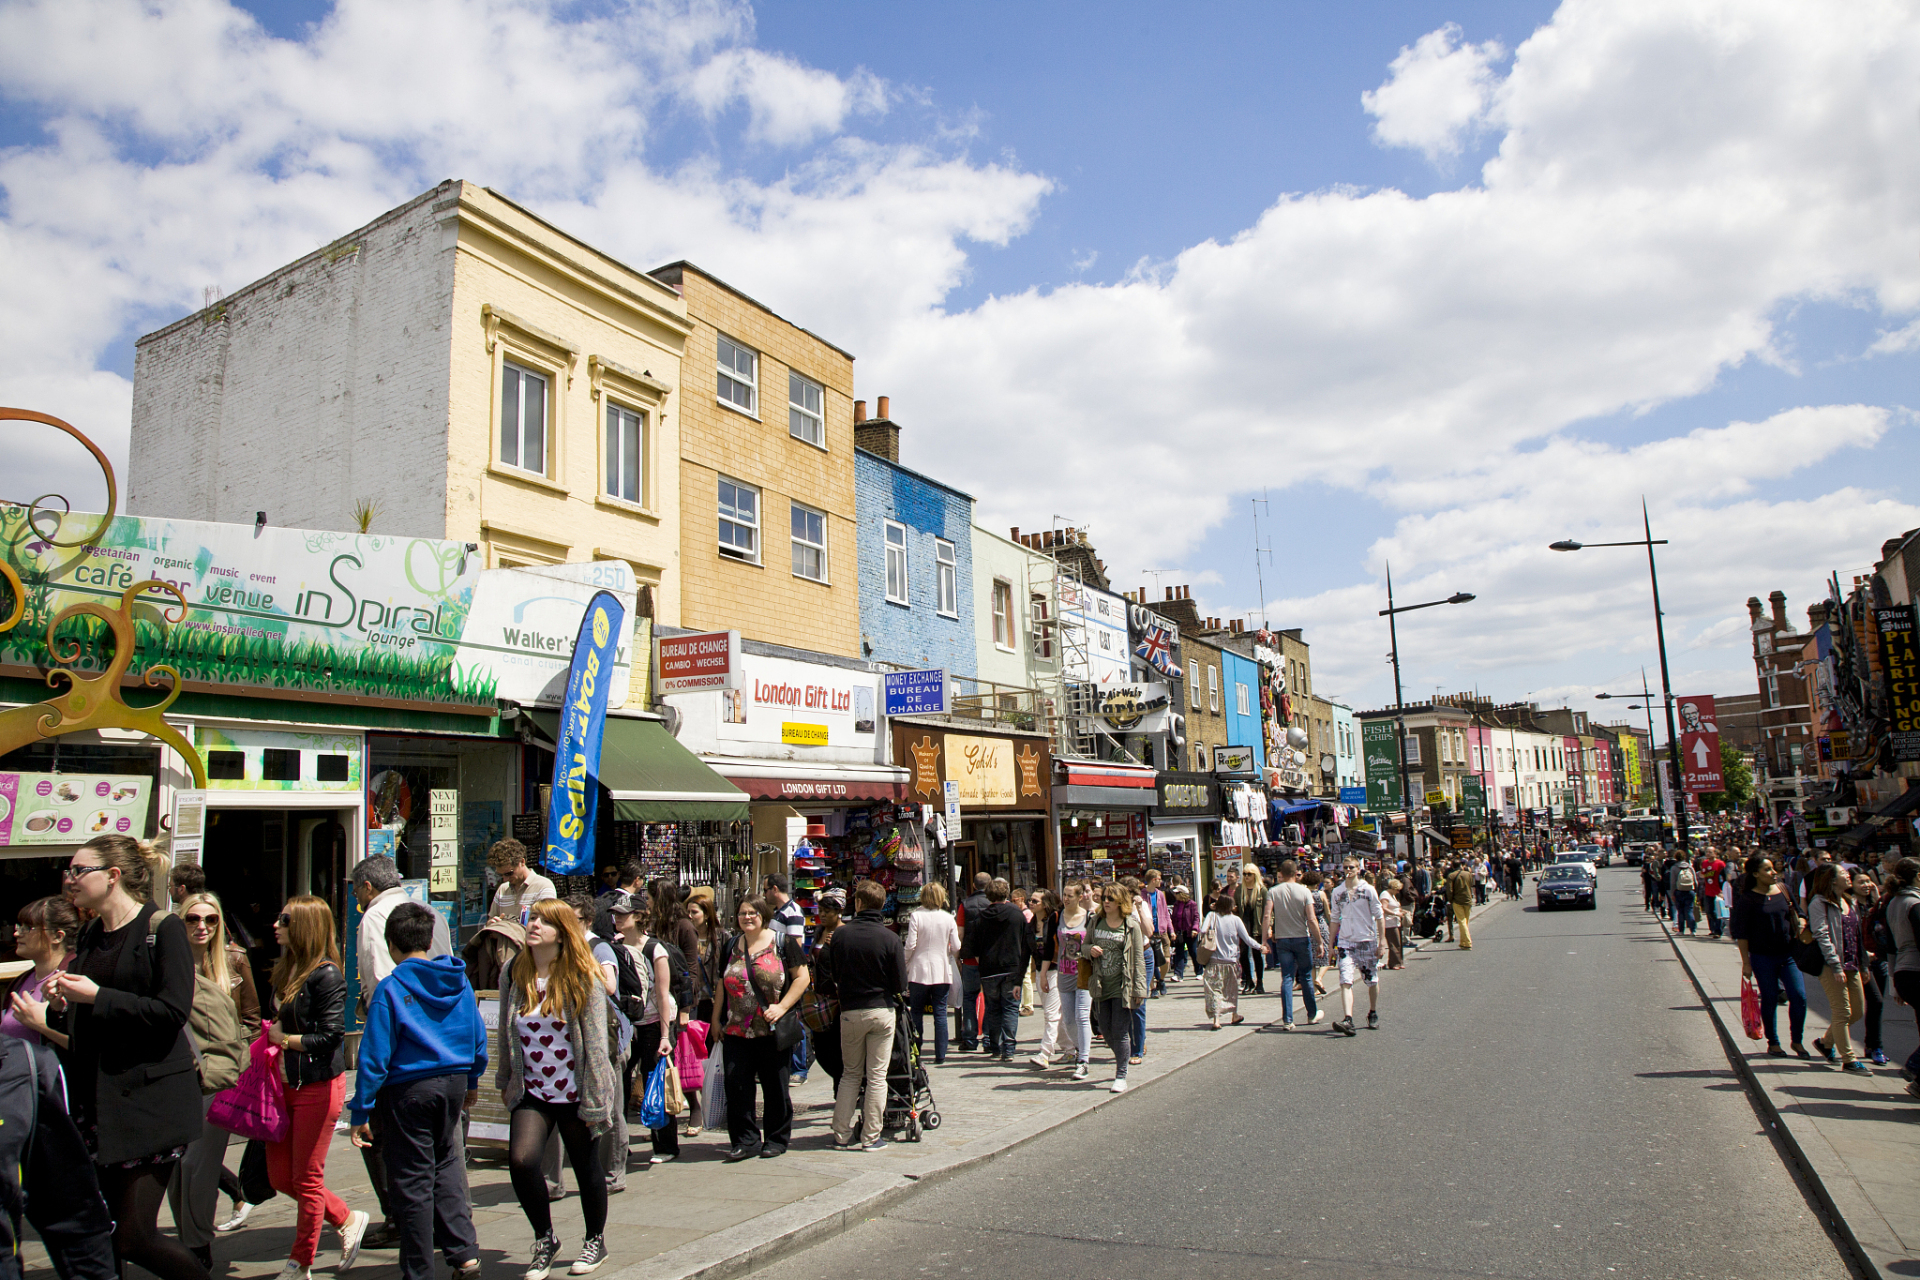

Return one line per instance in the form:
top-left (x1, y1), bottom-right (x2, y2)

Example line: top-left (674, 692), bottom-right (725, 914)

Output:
top-left (1411, 897), bottom-right (1448, 941)
top-left (851, 997), bottom-right (941, 1143)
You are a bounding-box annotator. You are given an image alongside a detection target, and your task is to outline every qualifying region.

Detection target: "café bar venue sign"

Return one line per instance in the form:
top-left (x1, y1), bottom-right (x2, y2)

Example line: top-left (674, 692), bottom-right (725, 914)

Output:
top-left (0, 508), bottom-right (635, 708)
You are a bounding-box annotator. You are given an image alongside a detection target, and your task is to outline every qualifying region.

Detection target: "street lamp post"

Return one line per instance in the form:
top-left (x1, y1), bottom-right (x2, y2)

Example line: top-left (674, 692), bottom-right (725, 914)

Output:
top-left (1595, 668), bottom-right (1660, 811)
top-left (1551, 499), bottom-right (1691, 852)
top-left (1380, 563), bottom-right (1475, 865)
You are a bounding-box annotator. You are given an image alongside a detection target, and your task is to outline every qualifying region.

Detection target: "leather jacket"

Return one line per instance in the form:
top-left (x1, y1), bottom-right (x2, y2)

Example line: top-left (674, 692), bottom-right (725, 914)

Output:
top-left (276, 962), bottom-right (347, 1089)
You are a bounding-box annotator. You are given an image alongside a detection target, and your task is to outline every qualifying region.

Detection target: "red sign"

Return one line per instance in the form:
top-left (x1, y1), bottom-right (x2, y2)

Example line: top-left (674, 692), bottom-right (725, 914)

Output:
top-left (1678, 694), bottom-right (1724, 793)
top-left (655, 630), bottom-right (741, 694)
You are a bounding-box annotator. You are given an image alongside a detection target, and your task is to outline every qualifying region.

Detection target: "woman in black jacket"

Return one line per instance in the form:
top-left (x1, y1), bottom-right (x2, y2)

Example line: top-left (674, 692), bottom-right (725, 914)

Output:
top-left (264, 896), bottom-right (367, 1280)
top-left (49, 835), bottom-right (208, 1280)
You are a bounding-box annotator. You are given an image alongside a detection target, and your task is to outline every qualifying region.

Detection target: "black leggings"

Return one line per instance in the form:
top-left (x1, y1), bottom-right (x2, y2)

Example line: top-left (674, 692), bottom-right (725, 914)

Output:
top-left (100, 1162), bottom-right (209, 1280)
top-left (508, 1099), bottom-right (606, 1241)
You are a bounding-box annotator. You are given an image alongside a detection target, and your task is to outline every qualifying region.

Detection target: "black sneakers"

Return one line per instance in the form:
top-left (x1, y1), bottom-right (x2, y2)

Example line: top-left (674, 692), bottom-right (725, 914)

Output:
top-left (1367, 1010), bottom-right (1379, 1030)
top-left (569, 1236), bottom-right (609, 1276)
top-left (1337, 1016), bottom-right (1357, 1037)
top-left (526, 1233), bottom-right (562, 1280)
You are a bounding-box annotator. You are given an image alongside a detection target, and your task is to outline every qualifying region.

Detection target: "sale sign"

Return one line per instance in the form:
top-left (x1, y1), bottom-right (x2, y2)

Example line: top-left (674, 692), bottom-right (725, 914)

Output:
top-left (1678, 694), bottom-right (1724, 793)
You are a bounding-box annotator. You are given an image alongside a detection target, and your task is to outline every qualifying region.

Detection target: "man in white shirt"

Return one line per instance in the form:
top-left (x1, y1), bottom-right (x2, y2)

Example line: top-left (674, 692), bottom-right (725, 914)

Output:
top-left (487, 838), bottom-right (558, 923)
top-left (1328, 856), bottom-right (1385, 1036)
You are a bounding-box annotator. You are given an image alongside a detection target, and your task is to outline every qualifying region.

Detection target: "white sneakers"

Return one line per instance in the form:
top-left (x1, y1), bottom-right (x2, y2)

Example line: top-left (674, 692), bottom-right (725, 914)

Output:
top-left (338, 1209), bottom-right (370, 1271)
top-left (1029, 1053), bottom-right (1052, 1068)
top-left (1071, 1062), bottom-right (1089, 1080)
top-left (1309, 1010), bottom-right (1326, 1025)
top-left (216, 1200), bottom-right (253, 1233)
top-left (277, 1262), bottom-right (310, 1280)
top-left (1109, 1077), bottom-right (1128, 1093)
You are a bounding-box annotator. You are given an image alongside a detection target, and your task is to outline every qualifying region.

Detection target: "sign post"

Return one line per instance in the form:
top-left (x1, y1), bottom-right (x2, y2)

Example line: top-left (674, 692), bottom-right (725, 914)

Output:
top-left (1362, 721), bottom-right (1402, 814)
top-left (1678, 694), bottom-right (1724, 794)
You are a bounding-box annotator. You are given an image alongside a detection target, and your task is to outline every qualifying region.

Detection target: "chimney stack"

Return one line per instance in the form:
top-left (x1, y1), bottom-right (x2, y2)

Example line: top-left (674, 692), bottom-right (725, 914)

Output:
top-left (1769, 590), bottom-right (1788, 631)
top-left (854, 399), bottom-right (867, 423)
top-left (1747, 596), bottom-right (1764, 623)
top-left (854, 395), bottom-right (900, 463)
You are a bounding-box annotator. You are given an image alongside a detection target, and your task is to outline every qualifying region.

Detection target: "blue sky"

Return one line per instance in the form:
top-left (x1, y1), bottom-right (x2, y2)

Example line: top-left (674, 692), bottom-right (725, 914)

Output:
top-left (3, 0), bottom-right (1915, 717)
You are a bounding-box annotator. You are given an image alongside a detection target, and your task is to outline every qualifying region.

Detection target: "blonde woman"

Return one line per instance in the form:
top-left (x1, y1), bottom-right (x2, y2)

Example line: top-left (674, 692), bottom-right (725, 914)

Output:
top-left (1083, 884), bottom-right (1148, 1092)
top-left (498, 898), bottom-right (618, 1279)
top-left (1234, 866), bottom-right (1267, 994)
top-left (50, 835), bottom-right (210, 1280)
top-left (265, 896), bottom-right (367, 1280)
top-left (903, 881), bottom-right (960, 1064)
top-left (169, 892), bottom-right (262, 1270)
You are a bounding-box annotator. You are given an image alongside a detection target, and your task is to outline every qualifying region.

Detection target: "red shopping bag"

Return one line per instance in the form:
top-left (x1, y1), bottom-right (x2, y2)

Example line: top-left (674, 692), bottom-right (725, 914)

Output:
top-left (1739, 977), bottom-right (1764, 1041)
top-left (676, 1021), bottom-right (709, 1093)
top-left (207, 1035), bottom-right (291, 1143)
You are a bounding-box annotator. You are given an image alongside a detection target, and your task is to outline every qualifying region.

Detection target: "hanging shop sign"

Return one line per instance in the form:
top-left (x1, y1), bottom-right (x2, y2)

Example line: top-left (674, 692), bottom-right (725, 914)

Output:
top-left (1127, 603), bottom-right (1181, 679)
top-left (0, 509), bottom-right (638, 709)
top-left (1098, 682), bottom-right (1172, 732)
top-left (543, 591), bottom-right (625, 876)
top-left (1362, 720), bottom-right (1402, 812)
top-left (1876, 605), bottom-right (1920, 762)
top-left (892, 724), bottom-right (1050, 810)
top-left (1152, 771), bottom-right (1220, 819)
top-left (882, 668), bottom-right (949, 716)
top-left (1678, 694), bottom-right (1724, 793)
top-left (655, 630), bottom-right (741, 695)
top-left (1213, 744), bottom-right (1257, 776)
top-left (0, 771), bottom-right (149, 845)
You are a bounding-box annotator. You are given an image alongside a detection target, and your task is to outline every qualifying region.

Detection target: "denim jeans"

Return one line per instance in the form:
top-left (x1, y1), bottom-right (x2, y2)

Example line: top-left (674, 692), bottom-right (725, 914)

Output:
top-left (958, 965), bottom-right (983, 1049)
top-left (1271, 935), bottom-right (1317, 1025)
top-left (1169, 933), bottom-right (1201, 978)
top-left (908, 981), bottom-right (950, 1062)
top-left (1704, 895), bottom-right (1724, 937)
top-left (1749, 951), bottom-right (1808, 1047)
top-left (1672, 890), bottom-right (1696, 933)
top-left (1052, 980), bottom-right (1091, 1062)
top-left (980, 973), bottom-right (1021, 1056)
top-left (1130, 948), bottom-right (1154, 1057)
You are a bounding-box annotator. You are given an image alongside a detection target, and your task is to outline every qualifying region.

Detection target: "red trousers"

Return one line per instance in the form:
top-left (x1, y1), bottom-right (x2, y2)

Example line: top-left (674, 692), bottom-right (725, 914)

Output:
top-left (267, 1075), bottom-right (350, 1265)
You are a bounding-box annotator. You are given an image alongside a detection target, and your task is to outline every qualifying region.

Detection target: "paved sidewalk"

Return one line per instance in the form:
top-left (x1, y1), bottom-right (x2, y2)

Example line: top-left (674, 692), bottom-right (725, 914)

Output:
top-left (38, 893), bottom-right (1510, 1280)
top-left (1660, 909), bottom-right (1920, 1279)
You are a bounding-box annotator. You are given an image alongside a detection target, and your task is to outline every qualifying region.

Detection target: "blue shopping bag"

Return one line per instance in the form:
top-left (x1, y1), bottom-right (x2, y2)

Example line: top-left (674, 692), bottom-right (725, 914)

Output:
top-left (639, 1054), bottom-right (671, 1131)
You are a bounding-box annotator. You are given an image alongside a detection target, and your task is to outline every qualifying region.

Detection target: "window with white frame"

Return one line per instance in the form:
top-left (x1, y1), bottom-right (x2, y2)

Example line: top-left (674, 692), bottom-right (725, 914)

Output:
top-left (790, 502), bottom-right (826, 581)
top-left (1031, 593), bottom-right (1053, 659)
top-left (717, 335), bottom-right (757, 413)
top-left (1189, 659), bottom-right (1201, 709)
top-left (935, 540), bottom-right (958, 616)
top-left (499, 361), bottom-right (550, 475)
top-left (884, 522), bottom-right (908, 604)
top-left (1405, 735), bottom-right (1423, 765)
top-left (1440, 733), bottom-right (1452, 764)
top-left (788, 371), bottom-right (824, 447)
top-left (1209, 665), bottom-right (1219, 712)
top-left (992, 580), bottom-right (1014, 648)
top-left (718, 477), bottom-right (759, 562)
top-left (1236, 682), bottom-right (1250, 716)
top-left (604, 402), bottom-right (645, 504)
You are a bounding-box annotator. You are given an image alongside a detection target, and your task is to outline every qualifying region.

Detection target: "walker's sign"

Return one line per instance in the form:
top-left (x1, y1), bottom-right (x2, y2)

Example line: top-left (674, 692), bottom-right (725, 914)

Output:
top-left (0, 509), bottom-right (635, 708)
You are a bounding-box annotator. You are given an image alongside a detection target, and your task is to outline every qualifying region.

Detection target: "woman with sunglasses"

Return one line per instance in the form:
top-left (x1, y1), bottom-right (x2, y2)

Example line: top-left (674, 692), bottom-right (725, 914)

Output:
top-left (1083, 883), bottom-right (1148, 1092)
top-left (716, 896), bottom-right (810, 1161)
top-left (4, 895), bottom-right (78, 1051)
top-left (499, 898), bottom-right (617, 1280)
top-left (265, 896), bottom-right (368, 1280)
top-left (48, 835), bottom-right (210, 1280)
top-left (168, 892), bottom-right (262, 1269)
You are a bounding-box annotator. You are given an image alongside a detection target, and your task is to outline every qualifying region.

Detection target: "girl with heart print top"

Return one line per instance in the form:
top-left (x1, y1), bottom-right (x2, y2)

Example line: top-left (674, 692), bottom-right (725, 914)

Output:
top-left (497, 899), bottom-right (618, 1280)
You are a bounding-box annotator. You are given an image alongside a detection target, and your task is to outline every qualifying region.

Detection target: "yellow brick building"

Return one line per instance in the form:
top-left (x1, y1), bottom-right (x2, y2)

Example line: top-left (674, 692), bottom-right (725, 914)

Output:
top-left (650, 263), bottom-right (860, 657)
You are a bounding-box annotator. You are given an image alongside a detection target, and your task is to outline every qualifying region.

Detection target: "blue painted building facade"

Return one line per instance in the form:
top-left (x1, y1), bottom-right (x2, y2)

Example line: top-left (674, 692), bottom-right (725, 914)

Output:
top-left (855, 448), bottom-right (977, 677)
top-left (1221, 648), bottom-right (1266, 770)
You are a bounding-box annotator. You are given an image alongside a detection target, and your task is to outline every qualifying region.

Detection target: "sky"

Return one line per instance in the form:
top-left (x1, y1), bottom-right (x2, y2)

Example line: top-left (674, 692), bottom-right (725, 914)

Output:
top-left (1, 0), bottom-right (1915, 720)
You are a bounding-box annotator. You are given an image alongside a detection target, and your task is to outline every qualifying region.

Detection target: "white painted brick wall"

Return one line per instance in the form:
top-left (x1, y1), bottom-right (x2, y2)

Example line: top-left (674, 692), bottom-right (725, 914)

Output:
top-left (129, 183), bottom-right (459, 538)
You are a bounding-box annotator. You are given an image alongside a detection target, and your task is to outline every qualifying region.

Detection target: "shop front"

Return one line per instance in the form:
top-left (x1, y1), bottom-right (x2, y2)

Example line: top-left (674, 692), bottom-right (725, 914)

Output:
top-left (1053, 760), bottom-right (1156, 887)
top-left (892, 719), bottom-right (1053, 893)
top-left (1148, 770), bottom-right (1220, 889)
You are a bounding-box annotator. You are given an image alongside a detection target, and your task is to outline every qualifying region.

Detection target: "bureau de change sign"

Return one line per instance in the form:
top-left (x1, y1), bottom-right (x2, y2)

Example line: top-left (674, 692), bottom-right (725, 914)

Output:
top-left (883, 668), bottom-right (948, 715)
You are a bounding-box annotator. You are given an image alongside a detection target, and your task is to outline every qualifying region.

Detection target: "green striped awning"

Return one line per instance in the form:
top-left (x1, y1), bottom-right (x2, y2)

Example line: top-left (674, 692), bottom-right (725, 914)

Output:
top-left (525, 711), bottom-right (749, 822)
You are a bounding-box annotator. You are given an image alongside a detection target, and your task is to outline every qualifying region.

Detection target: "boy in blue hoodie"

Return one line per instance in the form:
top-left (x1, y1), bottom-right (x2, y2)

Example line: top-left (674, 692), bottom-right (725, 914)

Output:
top-left (349, 903), bottom-right (488, 1280)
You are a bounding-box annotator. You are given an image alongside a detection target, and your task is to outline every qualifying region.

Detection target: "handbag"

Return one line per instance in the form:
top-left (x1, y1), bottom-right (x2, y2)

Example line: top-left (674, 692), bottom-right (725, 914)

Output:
top-left (771, 1007), bottom-right (805, 1055)
top-left (638, 1055), bottom-right (670, 1131)
top-left (675, 1022), bottom-right (709, 1093)
top-left (1739, 977), bottom-right (1764, 1041)
top-left (661, 1054), bottom-right (688, 1117)
top-left (798, 987), bottom-right (840, 1034)
top-left (1792, 902), bottom-right (1827, 978)
top-left (207, 1036), bottom-right (290, 1144)
top-left (1196, 913), bottom-right (1219, 967)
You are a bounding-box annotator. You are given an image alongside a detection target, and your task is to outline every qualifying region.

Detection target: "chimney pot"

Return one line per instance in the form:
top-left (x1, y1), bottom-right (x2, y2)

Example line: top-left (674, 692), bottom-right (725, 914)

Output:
top-left (1769, 590), bottom-right (1788, 630)
top-left (854, 399), bottom-right (867, 423)
top-left (876, 395), bottom-right (890, 419)
top-left (1010, 527), bottom-right (1020, 542)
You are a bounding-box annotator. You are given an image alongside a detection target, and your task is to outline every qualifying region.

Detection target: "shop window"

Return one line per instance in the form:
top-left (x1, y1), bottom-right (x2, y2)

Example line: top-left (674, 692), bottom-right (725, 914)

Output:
top-left (885, 521), bottom-right (909, 604)
top-left (790, 501), bottom-right (827, 581)
top-left (207, 751), bottom-right (246, 781)
top-left (718, 476), bottom-right (759, 563)
top-left (499, 361), bottom-right (550, 476)
top-left (789, 370), bottom-right (824, 446)
top-left (605, 402), bottom-right (646, 505)
top-left (717, 334), bottom-right (757, 414)
top-left (992, 580), bottom-right (1014, 648)
top-left (316, 754), bottom-right (351, 783)
top-left (935, 539), bottom-right (958, 617)
top-left (261, 749), bottom-right (301, 782)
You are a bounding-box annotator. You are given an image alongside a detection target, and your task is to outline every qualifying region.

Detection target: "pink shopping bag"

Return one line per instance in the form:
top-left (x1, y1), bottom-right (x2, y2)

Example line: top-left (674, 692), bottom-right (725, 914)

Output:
top-left (207, 1035), bottom-right (290, 1143)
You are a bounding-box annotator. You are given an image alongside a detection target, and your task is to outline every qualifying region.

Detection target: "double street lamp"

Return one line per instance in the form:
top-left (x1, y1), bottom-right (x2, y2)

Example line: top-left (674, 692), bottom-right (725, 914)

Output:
top-left (1594, 668), bottom-right (1660, 813)
top-left (1550, 499), bottom-right (1691, 851)
top-left (1380, 563), bottom-right (1475, 862)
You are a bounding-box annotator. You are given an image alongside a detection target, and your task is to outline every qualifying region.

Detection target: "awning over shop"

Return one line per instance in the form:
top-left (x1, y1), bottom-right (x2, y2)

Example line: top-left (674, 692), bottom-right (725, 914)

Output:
top-left (1062, 762), bottom-right (1157, 789)
top-left (1419, 825), bottom-right (1453, 845)
top-left (1054, 784), bottom-right (1159, 809)
top-left (708, 759), bottom-right (909, 805)
top-left (1838, 783), bottom-right (1920, 848)
top-left (525, 711), bottom-right (749, 822)
top-left (1277, 800), bottom-right (1324, 817)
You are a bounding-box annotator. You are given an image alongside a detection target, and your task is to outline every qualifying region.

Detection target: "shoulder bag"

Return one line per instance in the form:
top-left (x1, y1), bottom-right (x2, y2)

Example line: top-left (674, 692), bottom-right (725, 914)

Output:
top-left (1196, 913), bottom-right (1219, 966)
top-left (1791, 899), bottom-right (1827, 978)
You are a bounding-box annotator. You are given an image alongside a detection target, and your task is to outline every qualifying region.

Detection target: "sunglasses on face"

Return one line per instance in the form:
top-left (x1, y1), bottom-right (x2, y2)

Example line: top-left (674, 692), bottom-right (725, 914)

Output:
top-left (183, 913), bottom-right (220, 927)
top-left (63, 865), bottom-right (109, 880)
top-left (275, 913), bottom-right (292, 927)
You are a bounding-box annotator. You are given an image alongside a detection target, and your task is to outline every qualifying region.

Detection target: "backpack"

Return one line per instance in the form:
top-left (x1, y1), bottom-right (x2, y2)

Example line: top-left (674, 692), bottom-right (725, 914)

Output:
top-left (1674, 863), bottom-right (1696, 891)
top-left (186, 970), bottom-right (249, 1095)
top-left (646, 937), bottom-right (698, 1014)
top-left (1865, 895), bottom-right (1897, 960)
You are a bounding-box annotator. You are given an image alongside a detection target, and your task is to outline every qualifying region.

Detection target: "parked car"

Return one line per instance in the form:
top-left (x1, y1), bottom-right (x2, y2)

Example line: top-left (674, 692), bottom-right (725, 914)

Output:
top-left (1537, 865), bottom-right (1597, 911)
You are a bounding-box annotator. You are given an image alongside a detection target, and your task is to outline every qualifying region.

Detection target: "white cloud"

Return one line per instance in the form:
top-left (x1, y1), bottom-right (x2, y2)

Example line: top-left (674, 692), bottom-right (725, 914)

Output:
top-left (1361, 23), bottom-right (1507, 161)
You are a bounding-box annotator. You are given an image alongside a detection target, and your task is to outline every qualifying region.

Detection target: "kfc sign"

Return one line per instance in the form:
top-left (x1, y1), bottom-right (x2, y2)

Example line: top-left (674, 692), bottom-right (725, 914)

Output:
top-left (1678, 694), bottom-right (1725, 794)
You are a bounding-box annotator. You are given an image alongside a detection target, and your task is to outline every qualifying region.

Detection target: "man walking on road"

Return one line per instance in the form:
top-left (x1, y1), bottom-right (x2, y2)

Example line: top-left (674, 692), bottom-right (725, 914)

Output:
top-left (1328, 857), bottom-right (1385, 1034)
top-left (1263, 859), bottom-right (1325, 1030)
top-left (1446, 860), bottom-right (1476, 951)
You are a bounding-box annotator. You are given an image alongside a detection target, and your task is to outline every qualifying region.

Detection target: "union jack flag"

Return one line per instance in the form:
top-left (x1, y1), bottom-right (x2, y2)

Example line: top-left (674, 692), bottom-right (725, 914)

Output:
top-left (1132, 618), bottom-right (1178, 677)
